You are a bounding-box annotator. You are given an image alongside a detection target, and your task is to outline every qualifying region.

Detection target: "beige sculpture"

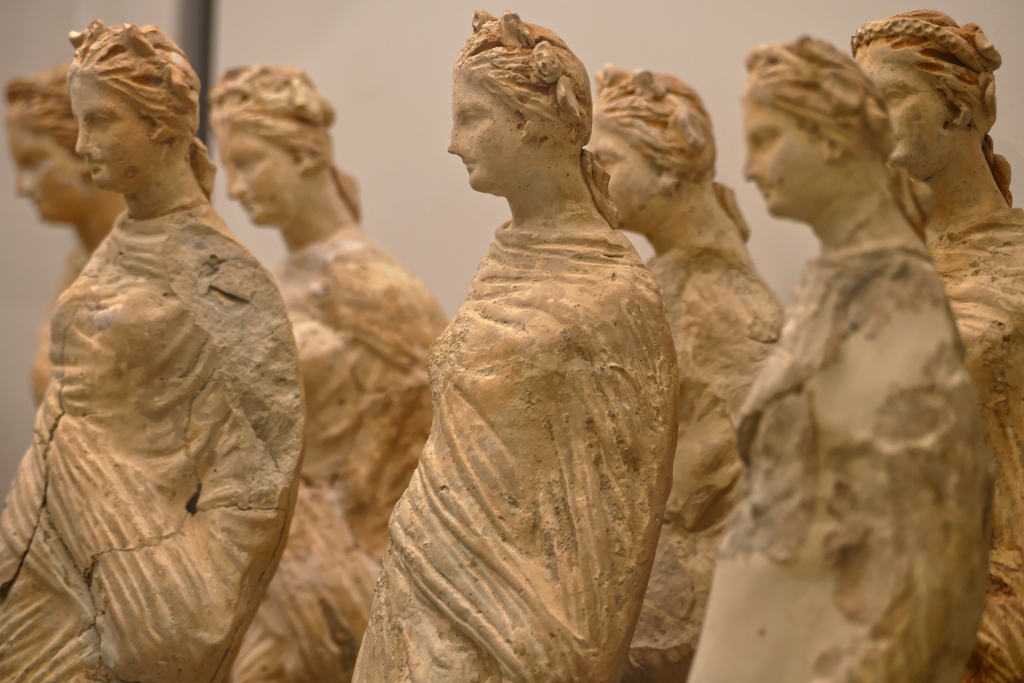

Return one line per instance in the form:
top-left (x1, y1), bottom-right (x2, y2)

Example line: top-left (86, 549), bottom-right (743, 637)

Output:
top-left (687, 37), bottom-right (992, 683)
top-left (351, 10), bottom-right (678, 682)
top-left (209, 65), bottom-right (447, 682)
top-left (5, 63), bottom-right (125, 404)
top-left (589, 67), bottom-right (783, 682)
top-left (0, 21), bottom-right (304, 682)
top-left (853, 13), bottom-right (1023, 682)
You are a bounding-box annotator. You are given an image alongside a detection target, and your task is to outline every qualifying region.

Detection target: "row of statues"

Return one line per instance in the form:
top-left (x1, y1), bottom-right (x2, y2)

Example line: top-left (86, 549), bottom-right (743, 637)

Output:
top-left (0, 7), bottom-right (1019, 683)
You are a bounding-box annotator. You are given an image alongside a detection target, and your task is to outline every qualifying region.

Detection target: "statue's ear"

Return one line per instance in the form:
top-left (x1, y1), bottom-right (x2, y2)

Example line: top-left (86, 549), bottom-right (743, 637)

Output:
top-left (951, 102), bottom-right (973, 130)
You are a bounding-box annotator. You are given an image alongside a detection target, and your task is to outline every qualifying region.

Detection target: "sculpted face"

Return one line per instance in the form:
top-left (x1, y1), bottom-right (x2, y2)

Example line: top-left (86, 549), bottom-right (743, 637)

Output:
top-left (216, 126), bottom-right (301, 227)
top-left (7, 118), bottom-right (90, 225)
top-left (856, 43), bottom-right (958, 181)
top-left (449, 68), bottom-right (534, 197)
top-left (743, 98), bottom-right (833, 226)
top-left (70, 73), bottom-right (171, 195)
top-left (589, 113), bottom-right (664, 235)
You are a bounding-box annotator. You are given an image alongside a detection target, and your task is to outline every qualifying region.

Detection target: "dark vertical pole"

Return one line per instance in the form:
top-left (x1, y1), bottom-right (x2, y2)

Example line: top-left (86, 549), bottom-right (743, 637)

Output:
top-left (178, 0), bottom-right (215, 144)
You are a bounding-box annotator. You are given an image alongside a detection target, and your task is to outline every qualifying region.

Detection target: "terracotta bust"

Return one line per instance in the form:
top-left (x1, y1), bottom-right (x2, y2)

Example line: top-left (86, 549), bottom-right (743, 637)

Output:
top-left (0, 22), bottom-right (303, 682)
top-left (352, 11), bottom-right (678, 682)
top-left (688, 37), bottom-right (991, 683)
top-left (210, 65), bottom-right (446, 682)
top-left (854, 13), bottom-right (1024, 681)
top-left (5, 63), bottom-right (124, 404)
top-left (590, 66), bottom-right (783, 682)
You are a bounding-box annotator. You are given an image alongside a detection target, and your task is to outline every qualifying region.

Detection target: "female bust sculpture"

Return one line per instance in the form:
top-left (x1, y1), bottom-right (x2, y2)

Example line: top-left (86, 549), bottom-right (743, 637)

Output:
top-left (688, 37), bottom-right (991, 683)
top-left (853, 13), bottom-right (1024, 681)
top-left (210, 65), bottom-right (446, 682)
top-left (352, 11), bottom-right (678, 683)
top-left (589, 66), bottom-right (783, 682)
top-left (0, 22), bottom-right (303, 682)
top-left (5, 63), bottom-right (124, 403)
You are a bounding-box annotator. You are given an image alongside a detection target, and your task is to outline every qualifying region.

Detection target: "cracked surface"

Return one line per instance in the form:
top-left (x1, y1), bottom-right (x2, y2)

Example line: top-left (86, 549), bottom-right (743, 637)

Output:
top-left (0, 204), bottom-right (304, 682)
top-left (231, 228), bottom-right (445, 682)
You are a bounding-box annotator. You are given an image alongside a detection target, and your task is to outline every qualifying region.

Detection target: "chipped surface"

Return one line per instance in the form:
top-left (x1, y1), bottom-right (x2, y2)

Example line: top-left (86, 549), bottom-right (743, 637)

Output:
top-left (690, 243), bottom-right (992, 683)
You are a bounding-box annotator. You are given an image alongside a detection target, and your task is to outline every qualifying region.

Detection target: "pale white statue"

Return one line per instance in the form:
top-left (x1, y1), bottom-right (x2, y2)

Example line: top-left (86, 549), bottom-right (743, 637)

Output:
top-left (688, 36), bottom-right (991, 683)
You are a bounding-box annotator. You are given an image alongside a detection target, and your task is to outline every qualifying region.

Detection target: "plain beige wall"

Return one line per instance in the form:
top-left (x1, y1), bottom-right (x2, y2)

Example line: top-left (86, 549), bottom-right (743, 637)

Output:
top-left (0, 0), bottom-right (1021, 497)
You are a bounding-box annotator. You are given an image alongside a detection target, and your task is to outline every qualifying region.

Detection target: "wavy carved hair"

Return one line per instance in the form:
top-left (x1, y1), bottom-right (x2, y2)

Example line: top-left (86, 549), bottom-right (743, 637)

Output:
top-left (746, 37), bottom-right (933, 236)
top-left (852, 10), bottom-right (1011, 206)
top-left (456, 10), bottom-right (617, 228)
top-left (595, 66), bottom-right (716, 184)
top-left (209, 65), bottom-right (360, 221)
top-left (6, 63), bottom-right (79, 156)
top-left (68, 20), bottom-right (216, 198)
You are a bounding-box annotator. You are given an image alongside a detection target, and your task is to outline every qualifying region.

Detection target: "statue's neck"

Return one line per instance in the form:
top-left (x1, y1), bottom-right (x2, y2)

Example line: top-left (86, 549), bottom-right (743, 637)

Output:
top-left (281, 171), bottom-right (360, 253)
top-left (641, 183), bottom-right (750, 265)
top-left (925, 141), bottom-right (1008, 237)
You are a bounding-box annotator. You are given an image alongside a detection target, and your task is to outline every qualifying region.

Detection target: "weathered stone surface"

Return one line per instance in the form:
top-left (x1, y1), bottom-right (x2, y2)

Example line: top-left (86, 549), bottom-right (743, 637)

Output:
top-left (352, 11), bottom-right (678, 683)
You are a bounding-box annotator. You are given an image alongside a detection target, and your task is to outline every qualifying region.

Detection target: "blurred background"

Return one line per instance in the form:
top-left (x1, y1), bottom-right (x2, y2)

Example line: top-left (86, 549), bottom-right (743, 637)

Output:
top-left (1, 0), bottom-right (1021, 494)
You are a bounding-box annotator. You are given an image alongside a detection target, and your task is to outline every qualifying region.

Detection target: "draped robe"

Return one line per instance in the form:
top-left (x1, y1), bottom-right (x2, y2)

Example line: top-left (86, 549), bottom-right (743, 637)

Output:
top-left (689, 240), bottom-right (992, 683)
top-left (31, 246), bottom-right (90, 405)
top-left (624, 241), bottom-right (782, 682)
top-left (0, 204), bottom-right (304, 683)
top-left (352, 219), bottom-right (678, 683)
top-left (930, 208), bottom-right (1024, 683)
top-left (232, 228), bottom-right (446, 683)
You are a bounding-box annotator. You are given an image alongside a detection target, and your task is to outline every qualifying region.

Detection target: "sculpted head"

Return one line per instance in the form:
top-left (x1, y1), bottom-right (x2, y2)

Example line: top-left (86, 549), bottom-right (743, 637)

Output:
top-left (67, 21), bottom-right (214, 198)
top-left (449, 10), bottom-right (616, 225)
top-left (743, 38), bottom-right (891, 222)
top-left (852, 10), bottom-right (1010, 204)
top-left (591, 66), bottom-right (717, 234)
top-left (209, 65), bottom-right (360, 228)
top-left (6, 63), bottom-right (121, 225)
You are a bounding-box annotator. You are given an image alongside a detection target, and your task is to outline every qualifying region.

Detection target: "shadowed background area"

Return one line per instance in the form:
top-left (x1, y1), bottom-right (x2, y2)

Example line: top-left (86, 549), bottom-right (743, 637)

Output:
top-left (1, 0), bottom-right (1022, 496)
